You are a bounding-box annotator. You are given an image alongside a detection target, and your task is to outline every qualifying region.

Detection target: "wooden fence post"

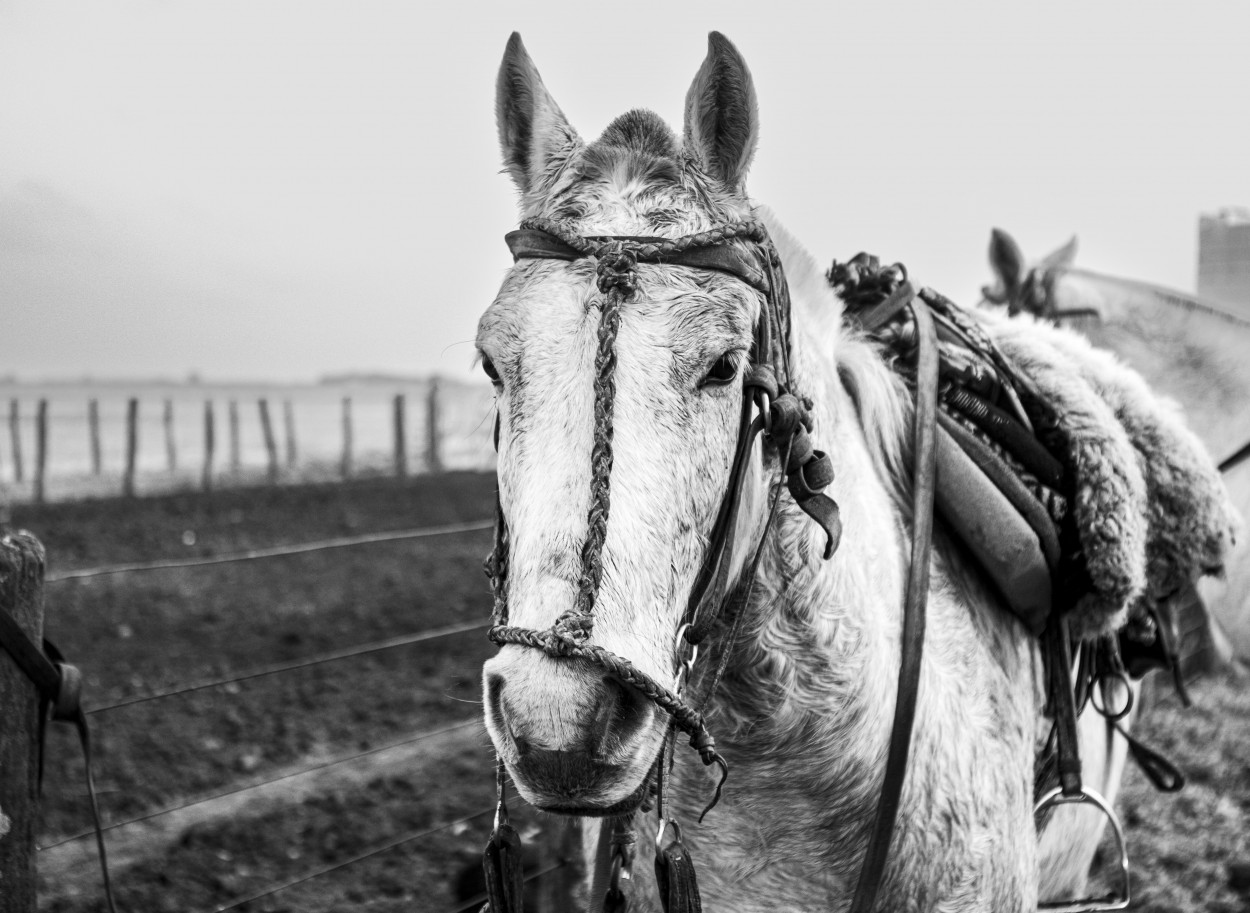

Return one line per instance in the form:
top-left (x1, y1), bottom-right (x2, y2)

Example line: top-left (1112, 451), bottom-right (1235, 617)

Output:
top-left (163, 399), bottom-right (177, 472)
top-left (341, 397), bottom-right (353, 479)
top-left (258, 399), bottom-right (279, 483)
top-left (88, 399), bottom-right (102, 476)
top-left (425, 379), bottom-right (442, 473)
top-left (282, 400), bottom-right (297, 469)
top-left (8, 400), bottom-right (22, 484)
top-left (202, 401), bottom-right (215, 492)
top-left (0, 531), bottom-right (46, 913)
top-left (32, 401), bottom-right (47, 505)
top-left (228, 400), bottom-right (241, 473)
top-left (393, 394), bottom-right (407, 478)
top-left (123, 398), bottom-right (138, 497)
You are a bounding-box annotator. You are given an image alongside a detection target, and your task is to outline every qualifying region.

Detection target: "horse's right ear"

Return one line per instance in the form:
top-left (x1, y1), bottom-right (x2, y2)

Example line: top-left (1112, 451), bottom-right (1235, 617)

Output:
top-left (496, 33), bottom-right (581, 198)
top-left (683, 32), bottom-right (759, 193)
top-left (984, 227), bottom-right (1026, 303)
top-left (1038, 235), bottom-right (1079, 273)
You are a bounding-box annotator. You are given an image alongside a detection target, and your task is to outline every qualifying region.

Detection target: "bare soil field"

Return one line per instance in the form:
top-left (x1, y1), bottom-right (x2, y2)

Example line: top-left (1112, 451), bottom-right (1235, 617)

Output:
top-left (8, 475), bottom-right (1249, 911)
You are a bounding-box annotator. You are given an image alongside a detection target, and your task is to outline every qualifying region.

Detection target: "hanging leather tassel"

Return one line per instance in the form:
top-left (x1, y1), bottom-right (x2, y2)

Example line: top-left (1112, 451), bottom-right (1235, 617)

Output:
top-left (482, 761), bottom-right (525, 913)
top-left (654, 821), bottom-right (702, 913)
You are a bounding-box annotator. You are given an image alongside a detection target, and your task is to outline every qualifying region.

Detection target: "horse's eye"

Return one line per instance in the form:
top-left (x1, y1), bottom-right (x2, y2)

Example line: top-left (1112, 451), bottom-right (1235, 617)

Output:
top-left (700, 352), bottom-right (739, 388)
top-left (481, 354), bottom-right (502, 386)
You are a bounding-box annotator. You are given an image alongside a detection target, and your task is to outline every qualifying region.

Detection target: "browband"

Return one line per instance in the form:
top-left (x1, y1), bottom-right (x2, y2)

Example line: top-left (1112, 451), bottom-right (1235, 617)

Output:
top-left (505, 228), bottom-right (769, 292)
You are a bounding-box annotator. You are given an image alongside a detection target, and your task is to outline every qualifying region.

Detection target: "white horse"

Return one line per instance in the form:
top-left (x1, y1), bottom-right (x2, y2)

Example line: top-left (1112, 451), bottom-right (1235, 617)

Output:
top-left (478, 34), bottom-right (1143, 912)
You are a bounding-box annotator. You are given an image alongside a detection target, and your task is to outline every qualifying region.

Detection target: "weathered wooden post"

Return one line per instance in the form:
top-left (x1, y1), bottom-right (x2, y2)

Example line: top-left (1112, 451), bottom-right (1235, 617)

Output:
top-left (228, 400), bottom-right (241, 474)
top-left (202, 401), bottom-right (216, 492)
top-left (32, 401), bottom-right (47, 505)
top-left (425, 378), bottom-right (443, 473)
top-left (0, 531), bottom-right (47, 912)
top-left (341, 396), bottom-right (353, 479)
top-left (122, 398), bottom-right (138, 497)
top-left (282, 400), bottom-right (297, 469)
top-left (393, 394), bottom-right (407, 478)
top-left (258, 399), bottom-right (279, 483)
top-left (163, 399), bottom-right (177, 472)
top-left (88, 399), bottom-right (102, 476)
top-left (8, 400), bottom-right (22, 484)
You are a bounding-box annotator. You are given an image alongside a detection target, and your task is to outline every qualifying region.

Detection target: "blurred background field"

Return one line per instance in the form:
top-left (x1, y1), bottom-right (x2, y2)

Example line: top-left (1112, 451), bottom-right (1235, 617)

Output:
top-left (0, 376), bottom-right (495, 505)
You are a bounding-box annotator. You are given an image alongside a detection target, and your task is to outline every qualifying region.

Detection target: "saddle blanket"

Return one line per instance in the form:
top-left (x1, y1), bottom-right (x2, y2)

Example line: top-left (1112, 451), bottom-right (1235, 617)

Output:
top-left (829, 254), bottom-right (1240, 643)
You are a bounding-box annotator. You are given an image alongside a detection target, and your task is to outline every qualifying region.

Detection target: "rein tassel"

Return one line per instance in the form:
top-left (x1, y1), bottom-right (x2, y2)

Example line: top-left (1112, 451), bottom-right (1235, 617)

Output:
top-left (482, 817), bottom-right (525, 913)
top-left (655, 826), bottom-right (703, 913)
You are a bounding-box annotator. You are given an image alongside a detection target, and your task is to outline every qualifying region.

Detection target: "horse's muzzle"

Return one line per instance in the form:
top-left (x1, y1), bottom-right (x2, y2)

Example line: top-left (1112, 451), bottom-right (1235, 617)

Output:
top-left (483, 650), bottom-right (661, 813)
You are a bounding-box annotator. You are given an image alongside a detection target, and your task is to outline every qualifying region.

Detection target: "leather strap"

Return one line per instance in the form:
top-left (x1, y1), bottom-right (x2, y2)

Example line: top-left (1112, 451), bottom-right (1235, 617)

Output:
top-left (0, 616), bottom-right (118, 913)
top-left (1043, 619), bottom-right (1084, 798)
top-left (847, 294), bottom-right (940, 913)
top-left (0, 604), bottom-right (62, 696)
top-left (505, 229), bottom-right (769, 292)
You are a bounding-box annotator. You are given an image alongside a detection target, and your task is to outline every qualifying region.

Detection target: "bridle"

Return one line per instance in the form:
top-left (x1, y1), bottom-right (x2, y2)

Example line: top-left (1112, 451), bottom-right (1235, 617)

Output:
top-left (481, 216), bottom-right (933, 913)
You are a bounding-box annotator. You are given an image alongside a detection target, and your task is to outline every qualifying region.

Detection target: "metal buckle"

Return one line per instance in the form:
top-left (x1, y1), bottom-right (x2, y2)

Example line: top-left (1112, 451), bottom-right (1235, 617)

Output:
top-left (673, 623), bottom-right (699, 691)
top-left (756, 390), bottom-right (773, 435)
top-left (655, 817), bottom-right (683, 853)
top-left (608, 844), bottom-right (633, 892)
top-left (1034, 786), bottom-right (1130, 912)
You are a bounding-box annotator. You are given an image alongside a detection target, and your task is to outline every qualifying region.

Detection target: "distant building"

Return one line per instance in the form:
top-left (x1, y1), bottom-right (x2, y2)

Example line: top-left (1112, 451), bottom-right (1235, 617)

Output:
top-left (1198, 207), bottom-right (1250, 314)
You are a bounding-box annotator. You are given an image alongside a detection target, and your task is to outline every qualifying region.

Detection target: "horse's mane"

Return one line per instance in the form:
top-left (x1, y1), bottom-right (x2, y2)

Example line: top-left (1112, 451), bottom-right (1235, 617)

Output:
top-left (760, 209), bottom-right (915, 513)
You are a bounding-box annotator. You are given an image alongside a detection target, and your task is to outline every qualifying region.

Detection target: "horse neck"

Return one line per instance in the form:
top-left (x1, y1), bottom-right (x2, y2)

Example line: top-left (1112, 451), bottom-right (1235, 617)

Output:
top-left (713, 221), bottom-right (913, 753)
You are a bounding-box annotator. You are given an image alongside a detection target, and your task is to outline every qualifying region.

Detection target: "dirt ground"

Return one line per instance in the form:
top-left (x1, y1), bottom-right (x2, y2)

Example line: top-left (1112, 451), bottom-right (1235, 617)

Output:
top-left (8, 475), bottom-right (1249, 912)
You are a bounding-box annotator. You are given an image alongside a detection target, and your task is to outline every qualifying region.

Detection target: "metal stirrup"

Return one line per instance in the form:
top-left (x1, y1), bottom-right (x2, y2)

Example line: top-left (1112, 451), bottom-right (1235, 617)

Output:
top-left (1034, 786), bottom-right (1130, 913)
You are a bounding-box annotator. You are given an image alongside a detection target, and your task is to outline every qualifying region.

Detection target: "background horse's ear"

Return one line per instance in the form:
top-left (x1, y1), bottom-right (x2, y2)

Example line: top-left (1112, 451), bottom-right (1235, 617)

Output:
top-left (683, 32), bottom-right (759, 193)
top-left (985, 227), bottom-right (1027, 302)
top-left (495, 32), bottom-right (582, 197)
top-left (1039, 235), bottom-right (1079, 274)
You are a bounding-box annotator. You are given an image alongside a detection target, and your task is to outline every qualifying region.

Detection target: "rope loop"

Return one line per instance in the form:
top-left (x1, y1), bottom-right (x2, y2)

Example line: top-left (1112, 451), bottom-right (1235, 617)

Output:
top-left (595, 241), bottom-right (639, 297)
top-left (547, 611), bottom-right (595, 656)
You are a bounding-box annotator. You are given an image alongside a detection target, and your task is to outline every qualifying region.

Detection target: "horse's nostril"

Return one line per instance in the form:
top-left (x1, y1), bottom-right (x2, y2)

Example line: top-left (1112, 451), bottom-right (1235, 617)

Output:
top-left (487, 671), bottom-right (534, 758)
top-left (589, 676), bottom-right (653, 762)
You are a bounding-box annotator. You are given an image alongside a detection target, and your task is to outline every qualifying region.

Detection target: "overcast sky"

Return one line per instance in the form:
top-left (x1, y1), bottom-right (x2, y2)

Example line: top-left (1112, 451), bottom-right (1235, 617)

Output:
top-left (1, 0), bottom-right (1246, 382)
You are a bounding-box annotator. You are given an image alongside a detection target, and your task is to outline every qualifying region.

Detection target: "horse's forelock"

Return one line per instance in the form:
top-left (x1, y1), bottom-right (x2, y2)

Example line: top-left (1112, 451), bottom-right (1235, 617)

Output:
top-left (536, 108), bottom-right (746, 233)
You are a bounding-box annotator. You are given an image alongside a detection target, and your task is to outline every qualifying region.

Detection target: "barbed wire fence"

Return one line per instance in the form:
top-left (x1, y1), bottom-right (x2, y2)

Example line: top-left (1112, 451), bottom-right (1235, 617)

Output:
top-left (1, 516), bottom-right (581, 913)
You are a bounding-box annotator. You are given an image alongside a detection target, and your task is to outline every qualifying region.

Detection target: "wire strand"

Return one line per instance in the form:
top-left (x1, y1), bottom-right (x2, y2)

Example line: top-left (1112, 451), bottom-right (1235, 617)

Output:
top-left (47, 519), bottom-right (494, 582)
top-left (207, 807), bottom-right (495, 913)
top-left (443, 860), bottom-right (568, 913)
top-left (85, 621), bottom-right (488, 715)
top-left (39, 718), bottom-right (485, 850)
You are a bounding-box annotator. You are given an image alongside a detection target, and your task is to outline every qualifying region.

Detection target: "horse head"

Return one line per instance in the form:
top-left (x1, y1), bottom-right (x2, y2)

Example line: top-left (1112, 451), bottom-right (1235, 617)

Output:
top-left (982, 227), bottom-right (1090, 320)
top-left (478, 32), bottom-right (782, 815)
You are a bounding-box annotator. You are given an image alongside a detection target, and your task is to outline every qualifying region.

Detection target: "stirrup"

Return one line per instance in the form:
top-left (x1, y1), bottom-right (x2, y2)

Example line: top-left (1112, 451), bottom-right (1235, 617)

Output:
top-left (1034, 786), bottom-right (1130, 912)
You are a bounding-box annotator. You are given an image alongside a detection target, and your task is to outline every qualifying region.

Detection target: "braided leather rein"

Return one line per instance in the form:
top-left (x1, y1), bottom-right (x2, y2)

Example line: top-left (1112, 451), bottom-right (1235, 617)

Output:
top-left (486, 216), bottom-right (842, 785)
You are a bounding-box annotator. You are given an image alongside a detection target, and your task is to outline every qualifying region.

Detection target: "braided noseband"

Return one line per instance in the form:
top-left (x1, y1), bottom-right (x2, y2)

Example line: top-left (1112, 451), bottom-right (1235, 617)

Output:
top-left (487, 216), bottom-right (842, 799)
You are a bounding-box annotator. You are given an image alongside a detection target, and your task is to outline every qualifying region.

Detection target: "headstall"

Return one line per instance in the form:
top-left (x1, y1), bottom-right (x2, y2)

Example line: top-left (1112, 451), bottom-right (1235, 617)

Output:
top-left (481, 216), bottom-right (843, 913)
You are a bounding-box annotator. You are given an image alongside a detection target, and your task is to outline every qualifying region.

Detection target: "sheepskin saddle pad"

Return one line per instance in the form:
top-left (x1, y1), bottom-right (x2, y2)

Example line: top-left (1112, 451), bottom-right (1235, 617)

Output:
top-left (828, 253), bottom-right (1240, 643)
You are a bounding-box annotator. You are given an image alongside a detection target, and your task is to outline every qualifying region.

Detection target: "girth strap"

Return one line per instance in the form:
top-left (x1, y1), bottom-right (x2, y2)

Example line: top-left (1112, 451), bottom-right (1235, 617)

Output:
top-left (847, 287), bottom-right (939, 913)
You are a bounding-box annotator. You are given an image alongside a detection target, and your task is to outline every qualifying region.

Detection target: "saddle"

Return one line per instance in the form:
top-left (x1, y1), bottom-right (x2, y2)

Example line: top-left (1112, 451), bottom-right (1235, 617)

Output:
top-left (829, 254), bottom-right (1239, 669)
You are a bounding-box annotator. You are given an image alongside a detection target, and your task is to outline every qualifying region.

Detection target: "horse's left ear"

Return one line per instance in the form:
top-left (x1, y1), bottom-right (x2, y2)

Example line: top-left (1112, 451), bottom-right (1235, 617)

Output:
top-left (984, 227), bottom-right (1026, 303)
top-left (496, 32), bottom-right (582, 198)
top-left (683, 32), bottom-right (759, 192)
top-left (1038, 235), bottom-right (1079, 273)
